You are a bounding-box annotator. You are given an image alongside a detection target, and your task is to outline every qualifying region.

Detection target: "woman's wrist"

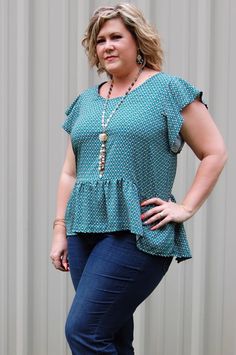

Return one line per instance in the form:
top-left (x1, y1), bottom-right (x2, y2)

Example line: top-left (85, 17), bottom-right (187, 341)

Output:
top-left (53, 217), bottom-right (66, 230)
top-left (179, 203), bottom-right (194, 215)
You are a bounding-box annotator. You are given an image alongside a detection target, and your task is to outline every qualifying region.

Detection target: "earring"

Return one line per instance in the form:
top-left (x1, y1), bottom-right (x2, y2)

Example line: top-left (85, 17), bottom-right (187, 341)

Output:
top-left (136, 52), bottom-right (144, 65)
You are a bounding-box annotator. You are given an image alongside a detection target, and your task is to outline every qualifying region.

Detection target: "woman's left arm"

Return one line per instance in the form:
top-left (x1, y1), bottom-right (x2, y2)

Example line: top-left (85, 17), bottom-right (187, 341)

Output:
top-left (141, 100), bottom-right (228, 229)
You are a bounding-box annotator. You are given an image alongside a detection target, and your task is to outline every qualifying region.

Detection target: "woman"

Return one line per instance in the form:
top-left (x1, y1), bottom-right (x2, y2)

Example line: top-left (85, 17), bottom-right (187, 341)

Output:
top-left (50, 3), bottom-right (227, 354)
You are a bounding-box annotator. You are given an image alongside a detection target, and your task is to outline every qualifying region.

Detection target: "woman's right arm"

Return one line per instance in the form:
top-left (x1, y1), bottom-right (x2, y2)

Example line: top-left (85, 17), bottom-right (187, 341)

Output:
top-left (50, 138), bottom-right (76, 272)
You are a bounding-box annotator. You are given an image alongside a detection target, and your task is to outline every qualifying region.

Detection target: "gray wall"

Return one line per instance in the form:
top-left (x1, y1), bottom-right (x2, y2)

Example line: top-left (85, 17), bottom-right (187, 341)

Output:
top-left (0, 0), bottom-right (235, 354)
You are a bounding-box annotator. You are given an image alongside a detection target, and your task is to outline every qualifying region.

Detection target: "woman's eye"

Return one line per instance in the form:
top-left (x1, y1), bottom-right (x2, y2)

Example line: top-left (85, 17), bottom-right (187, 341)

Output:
top-left (96, 39), bottom-right (105, 44)
top-left (112, 35), bottom-right (122, 40)
top-left (96, 35), bottom-right (122, 44)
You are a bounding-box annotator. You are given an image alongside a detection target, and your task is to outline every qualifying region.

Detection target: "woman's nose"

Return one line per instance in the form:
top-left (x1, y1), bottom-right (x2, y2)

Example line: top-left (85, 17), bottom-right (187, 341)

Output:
top-left (104, 40), bottom-right (114, 51)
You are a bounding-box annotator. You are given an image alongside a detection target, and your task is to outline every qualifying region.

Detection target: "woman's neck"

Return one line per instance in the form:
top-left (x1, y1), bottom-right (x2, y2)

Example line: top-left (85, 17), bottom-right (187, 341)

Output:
top-left (111, 66), bottom-right (142, 87)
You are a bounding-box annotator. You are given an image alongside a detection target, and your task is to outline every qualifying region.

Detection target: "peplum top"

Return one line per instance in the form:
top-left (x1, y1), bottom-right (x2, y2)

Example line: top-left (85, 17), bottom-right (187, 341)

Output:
top-left (62, 72), bottom-right (206, 262)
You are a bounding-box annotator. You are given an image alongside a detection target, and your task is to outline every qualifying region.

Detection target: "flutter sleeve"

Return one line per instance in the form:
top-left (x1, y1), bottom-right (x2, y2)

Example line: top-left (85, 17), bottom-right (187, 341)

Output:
top-left (62, 95), bottom-right (80, 134)
top-left (165, 76), bottom-right (207, 153)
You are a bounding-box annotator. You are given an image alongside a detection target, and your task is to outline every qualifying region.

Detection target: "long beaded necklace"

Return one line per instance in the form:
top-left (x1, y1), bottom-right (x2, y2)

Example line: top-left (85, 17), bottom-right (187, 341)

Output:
top-left (98, 67), bottom-right (143, 177)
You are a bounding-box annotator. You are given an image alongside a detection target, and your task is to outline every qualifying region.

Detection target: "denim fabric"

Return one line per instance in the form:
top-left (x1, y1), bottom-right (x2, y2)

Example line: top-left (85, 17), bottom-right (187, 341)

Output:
top-left (65, 231), bottom-right (172, 354)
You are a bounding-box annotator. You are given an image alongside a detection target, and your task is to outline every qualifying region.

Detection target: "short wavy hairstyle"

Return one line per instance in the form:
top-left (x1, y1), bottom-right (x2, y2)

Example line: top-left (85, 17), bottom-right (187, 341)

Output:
top-left (82, 3), bottom-right (164, 75)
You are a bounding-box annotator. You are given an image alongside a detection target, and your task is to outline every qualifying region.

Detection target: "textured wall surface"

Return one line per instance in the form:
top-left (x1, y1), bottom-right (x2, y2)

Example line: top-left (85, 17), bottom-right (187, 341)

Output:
top-left (0, 0), bottom-right (235, 354)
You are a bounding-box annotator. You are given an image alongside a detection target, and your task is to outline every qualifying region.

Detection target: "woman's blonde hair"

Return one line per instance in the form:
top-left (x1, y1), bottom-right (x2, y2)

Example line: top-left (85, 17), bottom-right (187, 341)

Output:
top-left (82, 3), bottom-right (164, 74)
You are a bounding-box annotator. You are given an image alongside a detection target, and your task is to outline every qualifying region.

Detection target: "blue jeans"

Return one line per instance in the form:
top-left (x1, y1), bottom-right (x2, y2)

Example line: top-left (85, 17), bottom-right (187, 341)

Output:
top-left (65, 230), bottom-right (172, 355)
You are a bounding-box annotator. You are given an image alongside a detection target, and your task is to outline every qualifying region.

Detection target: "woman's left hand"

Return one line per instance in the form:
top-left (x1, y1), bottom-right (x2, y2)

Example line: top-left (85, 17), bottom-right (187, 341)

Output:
top-left (140, 197), bottom-right (193, 230)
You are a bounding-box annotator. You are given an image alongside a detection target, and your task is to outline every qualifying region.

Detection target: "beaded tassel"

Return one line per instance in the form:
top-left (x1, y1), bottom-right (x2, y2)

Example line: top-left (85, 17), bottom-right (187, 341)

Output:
top-left (99, 133), bottom-right (108, 177)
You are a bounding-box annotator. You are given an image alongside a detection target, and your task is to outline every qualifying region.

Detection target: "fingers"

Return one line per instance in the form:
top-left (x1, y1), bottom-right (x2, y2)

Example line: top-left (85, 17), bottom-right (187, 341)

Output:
top-left (140, 197), bottom-right (164, 207)
top-left (62, 252), bottom-right (69, 271)
top-left (141, 206), bottom-right (172, 230)
top-left (150, 216), bottom-right (171, 230)
top-left (140, 198), bottom-right (191, 230)
top-left (140, 198), bottom-right (167, 226)
top-left (141, 208), bottom-right (165, 225)
top-left (51, 255), bottom-right (69, 272)
top-left (50, 237), bottom-right (69, 272)
top-left (140, 201), bottom-right (165, 223)
top-left (51, 259), bottom-right (64, 271)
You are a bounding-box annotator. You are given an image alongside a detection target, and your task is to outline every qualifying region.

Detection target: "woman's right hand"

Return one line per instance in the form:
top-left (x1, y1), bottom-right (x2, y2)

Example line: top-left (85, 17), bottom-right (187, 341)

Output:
top-left (50, 227), bottom-right (69, 272)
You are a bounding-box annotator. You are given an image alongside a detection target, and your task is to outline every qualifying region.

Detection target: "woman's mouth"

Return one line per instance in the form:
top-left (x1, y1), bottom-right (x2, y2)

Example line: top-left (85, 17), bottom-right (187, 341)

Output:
top-left (105, 56), bottom-right (118, 62)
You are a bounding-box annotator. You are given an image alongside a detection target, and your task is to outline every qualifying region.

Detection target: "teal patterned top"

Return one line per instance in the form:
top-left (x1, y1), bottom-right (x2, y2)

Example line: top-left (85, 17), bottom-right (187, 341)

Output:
top-left (62, 72), bottom-right (206, 262)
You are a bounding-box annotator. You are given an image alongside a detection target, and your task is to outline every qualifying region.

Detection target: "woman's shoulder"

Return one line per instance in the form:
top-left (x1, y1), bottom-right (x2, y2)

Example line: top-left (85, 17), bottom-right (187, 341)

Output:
top-left (152, 72), bottom-right (201, 102)
top-left (80, 85), bottom-right (98, 98)
top-left (65, 85), bottom-right (98, 114)
top-left (161, 72), bottom-right (202, 92)
top-left (153, 71), bottom-right (191, 86)
top-left (142, 70), bottom-right (190, 93)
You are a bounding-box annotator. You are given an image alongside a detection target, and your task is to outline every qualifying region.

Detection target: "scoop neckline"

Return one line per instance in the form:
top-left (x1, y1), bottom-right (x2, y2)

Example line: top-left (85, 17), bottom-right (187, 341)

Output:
top-left (97, 71), bottom-right (164, 100)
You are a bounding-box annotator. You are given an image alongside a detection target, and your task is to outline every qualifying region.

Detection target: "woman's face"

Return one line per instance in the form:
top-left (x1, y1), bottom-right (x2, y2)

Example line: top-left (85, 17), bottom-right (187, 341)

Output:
top-left (96, 18), bottom-right (139, 77)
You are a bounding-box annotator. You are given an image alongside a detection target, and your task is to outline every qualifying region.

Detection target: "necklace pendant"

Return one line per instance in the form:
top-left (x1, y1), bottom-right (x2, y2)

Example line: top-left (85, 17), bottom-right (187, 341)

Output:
top-left (99, 132), bottom-right (108, 142)
top-left (98, 141), bottom-right (107, 178)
